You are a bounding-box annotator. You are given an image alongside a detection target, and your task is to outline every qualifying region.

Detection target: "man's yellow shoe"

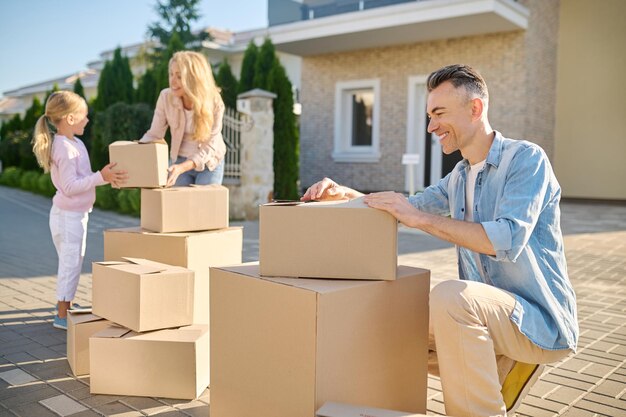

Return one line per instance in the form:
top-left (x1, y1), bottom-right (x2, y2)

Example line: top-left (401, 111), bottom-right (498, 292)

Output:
top-left (501, 362), bottom-right (545, 413)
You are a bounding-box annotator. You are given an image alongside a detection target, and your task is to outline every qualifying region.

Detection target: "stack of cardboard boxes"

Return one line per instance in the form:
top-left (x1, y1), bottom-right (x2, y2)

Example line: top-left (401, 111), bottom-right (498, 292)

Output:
top-left (66, 141), bottom-right (243, 399)
top-left (209, 198), bottom-right (431, 417)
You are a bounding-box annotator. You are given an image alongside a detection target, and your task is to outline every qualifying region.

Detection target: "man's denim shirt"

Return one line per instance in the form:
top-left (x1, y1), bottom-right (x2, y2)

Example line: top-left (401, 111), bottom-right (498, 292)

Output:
top-left (409, 132), bottom-right (578, 351)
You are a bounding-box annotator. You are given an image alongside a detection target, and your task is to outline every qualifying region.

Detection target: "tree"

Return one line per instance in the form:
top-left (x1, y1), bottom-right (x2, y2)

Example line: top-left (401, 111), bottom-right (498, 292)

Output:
top-left (215, 59), bottom-right (238, 109)
top-left (268, 61), bottom-right (299, 200)
top-left (147, 0), bottom-right (209, 52)
top-left (238, 41), bottom-right (258, 95)
top-left (135, 67), bottom-right (159, 107)
top-left (73, 78), bottom-right (86, 99)
top-left (253, 38), bottom-right (277, 90)
top-left (154, 31), bottom-right (186, 93)
top-left (95, 47), bottom-right (134, 111)
top-left (90, 102), bottom-right (154, 169)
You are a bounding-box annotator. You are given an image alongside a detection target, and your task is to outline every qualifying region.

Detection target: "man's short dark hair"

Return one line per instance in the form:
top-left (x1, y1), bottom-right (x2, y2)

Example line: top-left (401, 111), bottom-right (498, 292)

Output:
top-left (427, 64), bottom-right (488, 100)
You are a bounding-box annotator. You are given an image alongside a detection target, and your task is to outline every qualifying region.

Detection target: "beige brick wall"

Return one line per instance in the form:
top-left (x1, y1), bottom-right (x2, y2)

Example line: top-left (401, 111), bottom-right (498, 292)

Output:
top-left (300, 0), bottom-right (559, 192)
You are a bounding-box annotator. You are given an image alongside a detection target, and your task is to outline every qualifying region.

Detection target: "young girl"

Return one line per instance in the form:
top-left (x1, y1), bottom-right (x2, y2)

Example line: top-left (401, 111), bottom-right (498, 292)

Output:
top-left (32, 90), bottom-right (126, 330)
top-left (139, 50), bottom-right (226, 186)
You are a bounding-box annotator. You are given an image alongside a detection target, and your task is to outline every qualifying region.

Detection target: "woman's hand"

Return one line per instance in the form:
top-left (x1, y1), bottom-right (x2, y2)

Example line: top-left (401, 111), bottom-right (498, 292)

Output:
top-left (166, 159), bottom-right (195, 187)
top-left (101, 162), bottom-right (128, 188)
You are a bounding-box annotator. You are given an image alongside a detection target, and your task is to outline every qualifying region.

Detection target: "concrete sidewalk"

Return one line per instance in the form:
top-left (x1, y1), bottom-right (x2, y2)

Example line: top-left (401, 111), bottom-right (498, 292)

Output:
top-left (0, 185), bottom-right (625, 416)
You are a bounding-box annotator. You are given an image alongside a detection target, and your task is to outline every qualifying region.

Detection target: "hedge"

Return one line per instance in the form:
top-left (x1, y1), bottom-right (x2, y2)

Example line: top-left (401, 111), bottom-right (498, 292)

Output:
top-left (0, 167), bottom-right (140, 217)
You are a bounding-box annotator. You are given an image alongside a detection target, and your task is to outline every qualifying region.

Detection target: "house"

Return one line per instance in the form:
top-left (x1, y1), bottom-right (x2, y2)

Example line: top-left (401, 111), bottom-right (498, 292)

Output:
top-left (266, 0), bottom-right (626, 201)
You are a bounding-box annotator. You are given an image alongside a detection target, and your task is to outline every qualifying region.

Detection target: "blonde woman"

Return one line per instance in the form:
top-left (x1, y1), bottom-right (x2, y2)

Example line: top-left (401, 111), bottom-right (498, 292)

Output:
top-left (32, 91), bottom-right (126, 329)
top-left (139, 50), bottom-right (226, 186)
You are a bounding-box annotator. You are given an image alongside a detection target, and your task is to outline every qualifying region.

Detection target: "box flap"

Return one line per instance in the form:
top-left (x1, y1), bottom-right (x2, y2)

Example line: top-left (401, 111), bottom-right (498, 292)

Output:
top-left (94, 260), bottom-right (128, 266)
top-left (109, 140), bottom-right (136, 147)
top-left (316, 402), bottom-right (425, 417)
top-left (121, 257), bottom-right (188, 273)
top-left (68, 311), bottom-right (102, 325)
top-left (130, 324), bottom-right (208, 342)
top-left (92, 325), bottom-right (132, 339)
top-left (215, 263), bottom-right (379, 293)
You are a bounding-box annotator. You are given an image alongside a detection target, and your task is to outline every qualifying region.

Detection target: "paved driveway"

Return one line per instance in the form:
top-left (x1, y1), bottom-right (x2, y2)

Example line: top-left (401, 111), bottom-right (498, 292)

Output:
top-left (1, 185), bottom-right (625, 416)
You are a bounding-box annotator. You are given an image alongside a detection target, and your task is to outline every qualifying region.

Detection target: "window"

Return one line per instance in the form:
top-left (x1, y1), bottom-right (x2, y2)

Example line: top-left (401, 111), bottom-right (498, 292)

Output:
top-left (333, 79), bottom-right (380, 162)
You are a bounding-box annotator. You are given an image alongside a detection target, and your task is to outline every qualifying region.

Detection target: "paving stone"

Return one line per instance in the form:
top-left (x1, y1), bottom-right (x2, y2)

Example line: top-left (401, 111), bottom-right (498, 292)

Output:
top-left (48, 377), bottom-right (88, 393)
top-left (119, 397), bottom-right (173, 415)
top-left (80, 393), bottom-right (125, 408)
top-left (0, 369), bottom-right (38, 386)
top-left (575, 398), bottom-right (624, 416)
top-left (69, 410), bottom-right (102, 417)
top-left (174, 400), bottom-right (210, 417)
top-left (39, 394), bottom-right (88, 416)
top-left (91, 401), bottom-right (140, 416)
top-left (0, 386), bottom-right (61, 408)
top-left (10, 401), bottom-right (58, 417)
top-left (545, 386), bottom-right (587, 405)
top-left (558, 406), bottom-right (603, 416)
top-left (524, 395), bottom-right (569, 414)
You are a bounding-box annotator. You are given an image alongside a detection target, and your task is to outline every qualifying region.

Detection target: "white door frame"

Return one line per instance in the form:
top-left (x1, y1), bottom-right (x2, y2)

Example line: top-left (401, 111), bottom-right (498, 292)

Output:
top-left (406, 75), bottom-right (443, 190)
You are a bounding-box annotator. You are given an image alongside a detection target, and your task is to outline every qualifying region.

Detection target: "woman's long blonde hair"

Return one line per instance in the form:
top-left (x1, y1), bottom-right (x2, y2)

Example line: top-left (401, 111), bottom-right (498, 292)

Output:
top-left (170, 51), bottom-right (223, 142)
top-left (32, 91), bottom-right (86, 173)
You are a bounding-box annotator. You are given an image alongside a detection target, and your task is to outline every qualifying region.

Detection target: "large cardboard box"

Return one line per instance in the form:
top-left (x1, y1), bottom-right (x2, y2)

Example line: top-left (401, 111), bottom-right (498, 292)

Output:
top-left (259, 198), bottom-right (398, 280)
top-left (108, 141), bottom-right (168, 188)
top-left (141, 185), bottom-right (229, 233)
top-left (92, 258), bottom-right (193, 332)
top-left (317, 402), bottom-right (429, 417)
top-left (90, 324), bottom-right (209, 399)
top-left (67, 311), bottom-right (110, 376)
top-left (103, 226), bottom-right (243, 324)
top-left (210, 263), bottom-right (430, 417)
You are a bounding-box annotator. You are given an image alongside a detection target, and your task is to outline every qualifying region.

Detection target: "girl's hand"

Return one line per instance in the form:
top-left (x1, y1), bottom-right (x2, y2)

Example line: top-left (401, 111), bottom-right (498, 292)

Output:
top-left (101, 162), bottom-right (128, 187)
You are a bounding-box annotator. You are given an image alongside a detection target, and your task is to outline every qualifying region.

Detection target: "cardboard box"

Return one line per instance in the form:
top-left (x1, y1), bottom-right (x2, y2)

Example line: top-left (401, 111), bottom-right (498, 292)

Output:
top-left (103, 226), bottom-right (243, 324)
top-left (92, 258), bottom-right (193, 332)
top-left (67, 311), bottom-right (110, 376)
top-left (90, 324), bottom-right (209, 399)
top-left (210, 263), bottom-right (430, 417)
top-left (259, 198), bottom-right (398, 280)
top-left (141, 185), bottom-right (229, 233)
top-left (108, 141), bottom-right (168, 188)
top-left (317, 402), bottom-right (429, 417)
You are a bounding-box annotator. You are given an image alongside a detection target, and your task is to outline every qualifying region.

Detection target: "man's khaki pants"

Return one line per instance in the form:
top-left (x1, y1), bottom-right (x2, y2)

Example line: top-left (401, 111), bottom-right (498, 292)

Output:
top-left (428, 280), bottom-right (571, 417)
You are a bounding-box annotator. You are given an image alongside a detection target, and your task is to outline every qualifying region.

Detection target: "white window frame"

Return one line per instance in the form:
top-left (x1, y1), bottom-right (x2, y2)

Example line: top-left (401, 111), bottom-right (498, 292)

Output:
top-left (332, 79), bottom-right (381, 163)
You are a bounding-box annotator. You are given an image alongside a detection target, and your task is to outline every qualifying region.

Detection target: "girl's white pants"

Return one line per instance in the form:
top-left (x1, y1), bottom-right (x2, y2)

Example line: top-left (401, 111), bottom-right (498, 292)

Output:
top-left (49, 205), bottom-right (89, 302)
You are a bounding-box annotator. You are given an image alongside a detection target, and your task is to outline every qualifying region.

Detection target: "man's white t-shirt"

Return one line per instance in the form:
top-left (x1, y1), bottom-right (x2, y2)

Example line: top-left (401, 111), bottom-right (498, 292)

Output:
top-left (465, 159), bottom-right (487, 277)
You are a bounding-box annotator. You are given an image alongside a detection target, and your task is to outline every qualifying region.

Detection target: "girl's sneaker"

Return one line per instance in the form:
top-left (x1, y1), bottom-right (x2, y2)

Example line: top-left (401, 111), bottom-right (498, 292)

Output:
top-left (53, 315), bottom-right (67, 330)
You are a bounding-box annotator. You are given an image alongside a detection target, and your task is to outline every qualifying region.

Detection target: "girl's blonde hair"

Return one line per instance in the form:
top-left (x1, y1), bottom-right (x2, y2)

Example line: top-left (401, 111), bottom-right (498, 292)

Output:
top-left (170, 51), bottom-right (223, 142)
top-left (32, 91), bottom-right (87, 173)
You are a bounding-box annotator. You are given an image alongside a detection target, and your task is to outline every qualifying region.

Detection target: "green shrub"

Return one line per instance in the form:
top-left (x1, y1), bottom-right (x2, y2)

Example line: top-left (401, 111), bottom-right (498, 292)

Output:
top-left (95, 184), bottom-right (117, 211)
top-left (36, 173), bottom-right (56, 198)
top-left (0, 166), bottom-right (23, 186)
top-left (19, 170), bottom-right (39, 192)
top-left (116, 188), bottom-right (140, 216)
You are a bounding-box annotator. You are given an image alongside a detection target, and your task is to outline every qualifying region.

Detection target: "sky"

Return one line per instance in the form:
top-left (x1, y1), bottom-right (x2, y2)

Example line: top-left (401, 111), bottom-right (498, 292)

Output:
top-left (0, 0), bottom-right (267, 98)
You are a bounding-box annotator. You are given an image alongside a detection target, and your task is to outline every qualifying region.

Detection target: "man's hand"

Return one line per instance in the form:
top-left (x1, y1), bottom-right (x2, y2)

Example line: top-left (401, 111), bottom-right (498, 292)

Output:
top-left (301, 177), bottom-right (362, 201)
top-left (363, 191), bottom-right (421, 227)
top-left (101, 162), bottom-right (128, 188)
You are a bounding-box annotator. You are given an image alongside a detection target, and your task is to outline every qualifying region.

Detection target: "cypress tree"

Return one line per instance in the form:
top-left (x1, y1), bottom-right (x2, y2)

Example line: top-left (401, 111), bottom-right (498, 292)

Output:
top-left (267, 60), bottom-right (299, 200)
top-left (135, 67), bottom-right (159, 107)
top-left (253, 38), bottom-right (277, 90)
top-left (73, 78), bottom-right (86, 99)
top-left (154, 32), bottom-right (185, 93)
top-left (238, 41), bottom-right (258, 95)
top-left (215, 59), bottom-right (238, 109)
top-left (95, 47), bottom-right (134, 111)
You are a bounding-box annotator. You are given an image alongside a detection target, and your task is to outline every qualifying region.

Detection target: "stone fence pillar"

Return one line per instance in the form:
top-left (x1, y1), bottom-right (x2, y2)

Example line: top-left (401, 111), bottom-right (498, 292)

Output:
top-left (228, 89), bottom-right (276, 220)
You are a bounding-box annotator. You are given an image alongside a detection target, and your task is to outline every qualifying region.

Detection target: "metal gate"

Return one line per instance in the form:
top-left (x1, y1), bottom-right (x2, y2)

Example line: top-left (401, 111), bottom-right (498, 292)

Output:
top-left (222, 106), bottom-right (253, 183)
